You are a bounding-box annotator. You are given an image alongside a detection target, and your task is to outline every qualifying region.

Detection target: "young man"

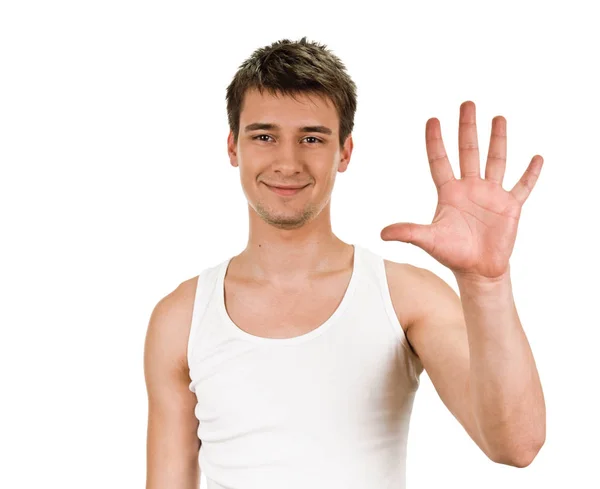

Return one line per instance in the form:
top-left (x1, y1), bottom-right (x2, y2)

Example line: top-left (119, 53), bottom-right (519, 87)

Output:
top-left (144, 37), bottom-right (546, 489)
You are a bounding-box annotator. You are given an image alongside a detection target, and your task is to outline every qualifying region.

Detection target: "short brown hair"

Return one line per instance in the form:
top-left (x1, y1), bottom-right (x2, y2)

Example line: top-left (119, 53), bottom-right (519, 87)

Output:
top-left (226, 36), bottom-right (357, 148)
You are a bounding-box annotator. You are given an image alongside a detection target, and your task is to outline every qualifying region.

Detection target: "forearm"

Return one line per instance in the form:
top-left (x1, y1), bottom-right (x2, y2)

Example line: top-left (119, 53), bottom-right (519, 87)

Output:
top-left (455, 267), bottom-right (546, 465)
top-left (146, 455), bottom-right (200, 489)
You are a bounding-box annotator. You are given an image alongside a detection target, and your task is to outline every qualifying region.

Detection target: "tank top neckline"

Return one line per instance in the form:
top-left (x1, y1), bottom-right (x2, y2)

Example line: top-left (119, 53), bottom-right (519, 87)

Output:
top-left (215, 244), bottom-right (362, 345)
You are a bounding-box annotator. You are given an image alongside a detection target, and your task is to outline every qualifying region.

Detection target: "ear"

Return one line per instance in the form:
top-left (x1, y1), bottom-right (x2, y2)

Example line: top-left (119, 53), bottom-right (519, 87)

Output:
top-left (338, 134), bottom-right (353, 173)
top-left (227, 131), bottom-right (239, 167)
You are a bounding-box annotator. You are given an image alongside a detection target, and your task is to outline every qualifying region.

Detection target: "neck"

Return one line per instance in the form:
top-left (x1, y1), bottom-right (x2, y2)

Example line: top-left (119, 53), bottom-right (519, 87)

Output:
top-left (235, 199), bottom-right (352, 284)
top-left (233, 237), bottom-right (353, 286)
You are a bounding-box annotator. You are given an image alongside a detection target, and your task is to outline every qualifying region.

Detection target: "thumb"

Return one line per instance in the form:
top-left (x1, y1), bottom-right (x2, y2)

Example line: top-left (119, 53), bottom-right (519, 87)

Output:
top-left (380, 222), bottom-right (434, 251)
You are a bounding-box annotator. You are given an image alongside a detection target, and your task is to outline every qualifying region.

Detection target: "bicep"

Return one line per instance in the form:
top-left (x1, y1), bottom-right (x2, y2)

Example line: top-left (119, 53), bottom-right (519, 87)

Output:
top-left (405, 267), bottom-right (492, 458)
top-left (144, 286), bottom-right (201, 489)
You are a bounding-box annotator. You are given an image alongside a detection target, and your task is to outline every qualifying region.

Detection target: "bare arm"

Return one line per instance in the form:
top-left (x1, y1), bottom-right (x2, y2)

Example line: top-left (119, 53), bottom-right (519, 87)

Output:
top-left (455, 269), bottom-right (546, 466)
top-left (394, 263), bottom-right (544, 467)
top-left (382, 101), bottom-right (546, 468)
top-left (144, 279), bottom-right (201, 489)
top-left (393, 264), bottom-right (493, 459)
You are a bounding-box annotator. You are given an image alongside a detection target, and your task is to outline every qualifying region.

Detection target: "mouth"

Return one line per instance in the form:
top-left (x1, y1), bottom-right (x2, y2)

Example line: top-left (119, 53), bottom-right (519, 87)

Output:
top-left (264, 183), bottom-right (310, 196)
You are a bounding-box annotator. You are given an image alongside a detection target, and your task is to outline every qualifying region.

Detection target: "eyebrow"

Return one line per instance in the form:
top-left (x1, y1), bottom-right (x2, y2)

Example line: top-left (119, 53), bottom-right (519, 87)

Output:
top-left (243, 122), bottom-right (333, 136)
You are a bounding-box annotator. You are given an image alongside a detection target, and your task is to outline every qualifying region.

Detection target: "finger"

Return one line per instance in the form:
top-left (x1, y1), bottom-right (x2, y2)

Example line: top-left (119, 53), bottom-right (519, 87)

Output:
top-left (425, 118), bottom-right (455, 190)
top-left (458, 101), bottom-right (481, 178)
top-left (381, 222), bottom-right (435, 254)
top-left (509, 155), bottom-right (544, 204)
top-left (485, 116), bottom-right (507, 185)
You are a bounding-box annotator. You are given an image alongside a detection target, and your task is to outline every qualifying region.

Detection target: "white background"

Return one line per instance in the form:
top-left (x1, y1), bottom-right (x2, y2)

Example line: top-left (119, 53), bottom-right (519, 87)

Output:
top-left (1, 1), bottom-right (598, 487)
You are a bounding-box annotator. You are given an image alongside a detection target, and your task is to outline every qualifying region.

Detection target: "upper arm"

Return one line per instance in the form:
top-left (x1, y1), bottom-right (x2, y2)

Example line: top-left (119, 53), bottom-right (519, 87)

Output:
top-left (392, 263), bottom-right (493, 459)
top-left (144, 278), bottom-right (201, 489)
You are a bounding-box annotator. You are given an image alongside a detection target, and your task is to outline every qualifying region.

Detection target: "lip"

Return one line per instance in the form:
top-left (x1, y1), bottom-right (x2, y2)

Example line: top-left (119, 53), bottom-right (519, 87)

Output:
top-left (264, 183), bottom-right (309, 196)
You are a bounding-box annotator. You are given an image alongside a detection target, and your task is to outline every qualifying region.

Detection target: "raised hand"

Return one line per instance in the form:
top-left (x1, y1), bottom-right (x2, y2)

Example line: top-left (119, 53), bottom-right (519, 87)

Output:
top-left (380, 101), bottom-right (544, 281)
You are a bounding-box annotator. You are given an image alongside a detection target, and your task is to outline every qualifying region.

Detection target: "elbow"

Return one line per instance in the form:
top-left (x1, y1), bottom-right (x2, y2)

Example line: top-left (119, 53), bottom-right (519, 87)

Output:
top-left (491, 438), bottom-right (545, 468)
top-left (486, 416), bottom-right (546, 468)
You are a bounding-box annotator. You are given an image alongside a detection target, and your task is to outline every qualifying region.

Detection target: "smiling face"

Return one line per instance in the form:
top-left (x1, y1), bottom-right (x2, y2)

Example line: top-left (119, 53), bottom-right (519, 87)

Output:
top-left (227, 88), bottom-right (353, 231)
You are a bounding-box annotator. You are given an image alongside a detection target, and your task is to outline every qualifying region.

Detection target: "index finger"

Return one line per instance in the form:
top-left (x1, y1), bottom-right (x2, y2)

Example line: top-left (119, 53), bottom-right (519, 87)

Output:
top-left (425, 117), bottom-right (455, 191)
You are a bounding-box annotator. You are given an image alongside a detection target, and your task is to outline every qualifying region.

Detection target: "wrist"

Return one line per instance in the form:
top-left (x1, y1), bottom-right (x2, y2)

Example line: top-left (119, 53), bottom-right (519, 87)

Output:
top-left (453, 267), bottom-right (512, 295)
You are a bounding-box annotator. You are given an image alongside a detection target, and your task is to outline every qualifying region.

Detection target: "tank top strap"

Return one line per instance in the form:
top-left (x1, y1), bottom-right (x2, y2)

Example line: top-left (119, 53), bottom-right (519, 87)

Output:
top-left (187, 263), bottom-right (222, 373)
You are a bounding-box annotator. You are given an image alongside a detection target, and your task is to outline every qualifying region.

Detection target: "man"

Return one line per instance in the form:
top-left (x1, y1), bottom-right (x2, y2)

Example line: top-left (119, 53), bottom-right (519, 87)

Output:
top-left (144, 37), bottom-right (546, 489)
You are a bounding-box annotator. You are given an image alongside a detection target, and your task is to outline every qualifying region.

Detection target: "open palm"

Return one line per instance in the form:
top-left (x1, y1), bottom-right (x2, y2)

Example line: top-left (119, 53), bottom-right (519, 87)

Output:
top-left (381, 101), bottom-right (544, 280)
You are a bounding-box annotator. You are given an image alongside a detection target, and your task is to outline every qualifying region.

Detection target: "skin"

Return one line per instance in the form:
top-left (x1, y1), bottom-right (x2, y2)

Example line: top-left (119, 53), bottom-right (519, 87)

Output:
top-left (382, 102), bottom-right (546, 467)
top-left (144, 88), bottom-right (356, 489)
top-left (225, 87), bottom-right (355, 284)
top-left (144, 92), bottom-right (546, 488)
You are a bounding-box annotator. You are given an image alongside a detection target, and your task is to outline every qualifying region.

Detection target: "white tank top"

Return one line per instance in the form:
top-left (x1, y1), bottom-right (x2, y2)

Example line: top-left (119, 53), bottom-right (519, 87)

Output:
top-left (187, 244), bottom-right (423, 489)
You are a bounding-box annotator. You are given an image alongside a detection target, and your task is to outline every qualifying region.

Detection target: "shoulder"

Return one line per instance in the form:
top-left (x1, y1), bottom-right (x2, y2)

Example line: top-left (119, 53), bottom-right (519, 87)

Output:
top-left (145, 276), bottom-right (199, 372)
top-left (383, 258), bottom-right (461, 332)
top-left (151, 276), bottom-right (199, 326)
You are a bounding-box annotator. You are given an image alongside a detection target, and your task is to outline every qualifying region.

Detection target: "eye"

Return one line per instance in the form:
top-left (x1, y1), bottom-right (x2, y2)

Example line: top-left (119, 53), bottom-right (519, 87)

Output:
top-left (252, 134), bottom-right (273, 142)
top-left (302, 136), bottom-right (322, 144)
top-left (251, 135), bottom-right (323, 144)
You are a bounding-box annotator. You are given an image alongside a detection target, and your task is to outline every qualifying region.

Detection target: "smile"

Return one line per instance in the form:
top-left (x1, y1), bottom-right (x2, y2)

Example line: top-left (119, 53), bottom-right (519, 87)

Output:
top-left (265, 183), bottom-right (309, 196)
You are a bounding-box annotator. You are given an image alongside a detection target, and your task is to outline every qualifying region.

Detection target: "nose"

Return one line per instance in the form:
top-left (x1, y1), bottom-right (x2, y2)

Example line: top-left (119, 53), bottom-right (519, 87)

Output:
top-left (271, 140), bottom-right (305, 175)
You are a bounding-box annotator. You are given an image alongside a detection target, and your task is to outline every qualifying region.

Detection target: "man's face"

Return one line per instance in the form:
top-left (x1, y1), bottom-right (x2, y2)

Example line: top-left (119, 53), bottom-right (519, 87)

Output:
top-left (227, 88), bottom-right (353, 231)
